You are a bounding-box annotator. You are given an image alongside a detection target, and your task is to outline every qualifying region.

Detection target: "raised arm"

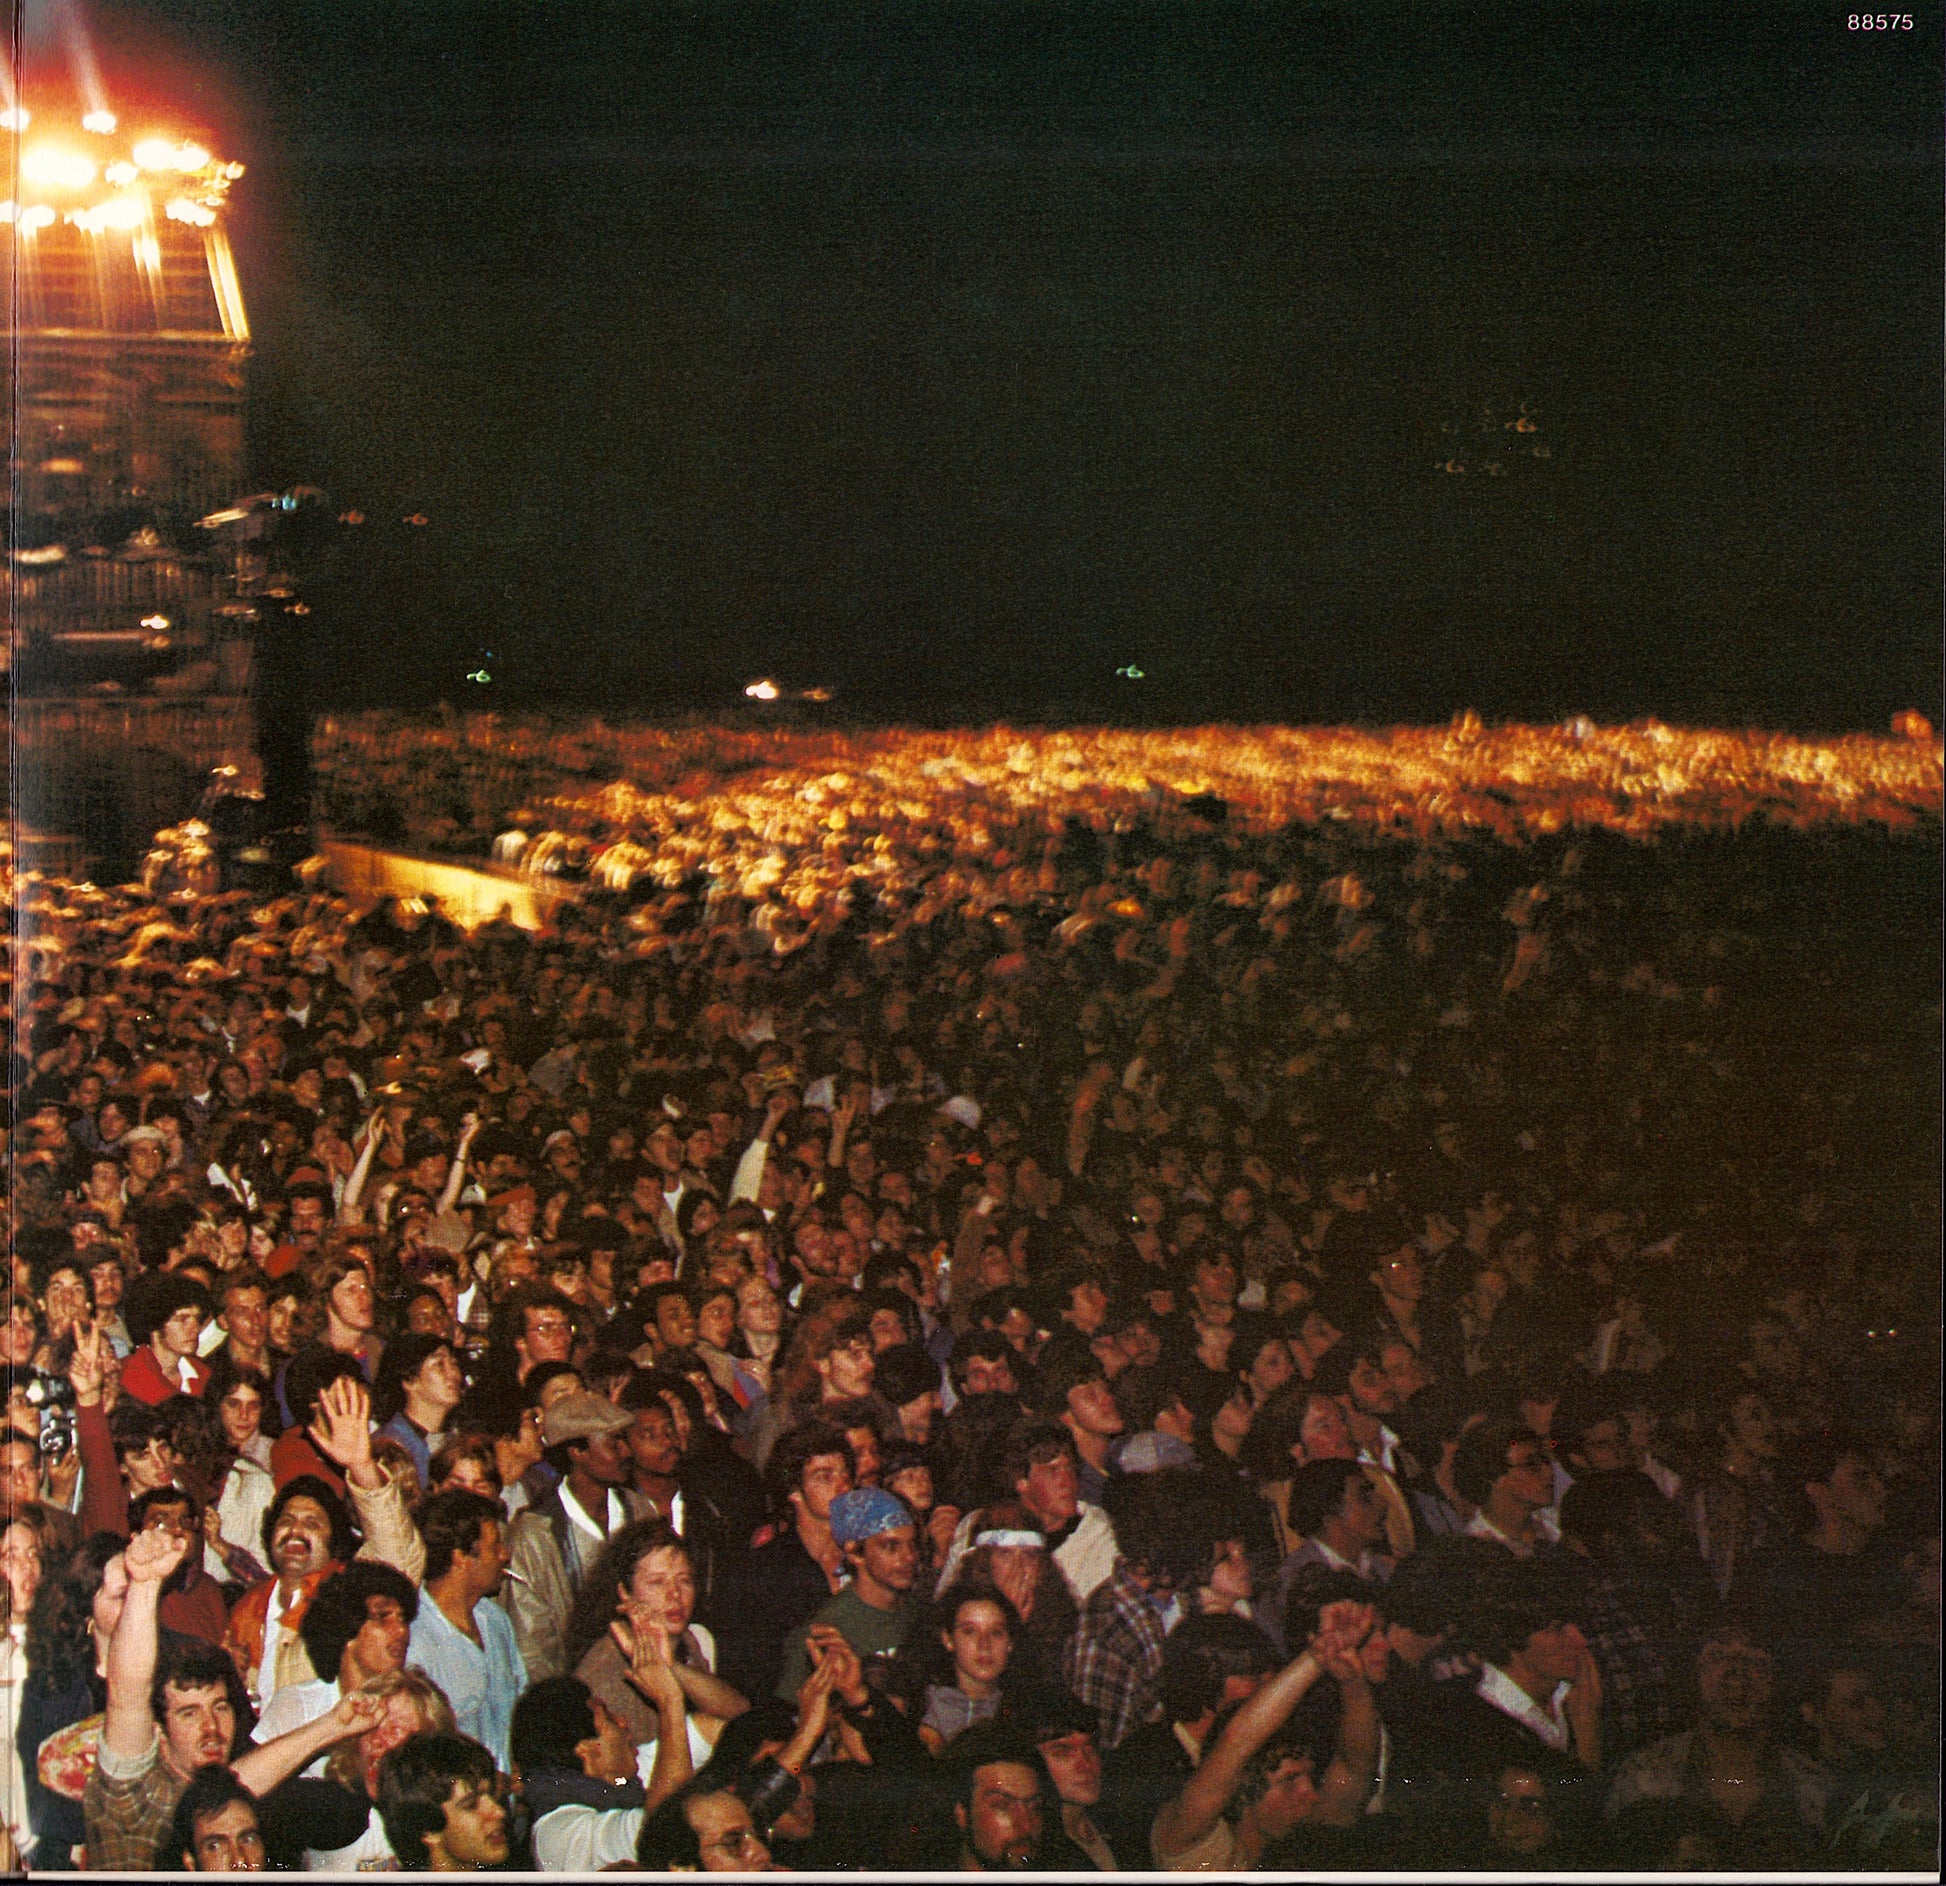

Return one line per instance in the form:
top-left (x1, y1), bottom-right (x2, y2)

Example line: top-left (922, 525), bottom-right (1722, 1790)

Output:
top-left (1065, 1060), bottom-right (1114, 1180)
top-left (729, 1093), bottom-right (793, 1203)
top-left (102, 1530), bottom-right (188, 1760)
top-left (1308, 1624), bottom-right (1385, 1829)
top-left (612, 1618), bottom-right (695, 1813)
top-left (310, 1376), bottom-right (426, 1581)
top-left (71, 1323), bottom-right (130, 1541)
top-left (1151, 1646), bottom-right (1324, 1862)
top-left (436, 1115), bottom-right (480, 1216)
top-left (825, 1093), bottom-right (858, 1171)
top-left (232, 1688), bottom-right (385, 1797)
top-left (1151, 1600), bottom-right (1379, 1863)
top-left (336, 1109), bottom-right (385, 1224)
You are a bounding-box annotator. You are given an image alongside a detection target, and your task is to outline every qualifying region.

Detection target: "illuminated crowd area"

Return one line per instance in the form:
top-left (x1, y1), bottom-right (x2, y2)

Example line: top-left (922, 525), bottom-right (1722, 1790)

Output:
top-left (312, 714), bottom-right (1942, 910)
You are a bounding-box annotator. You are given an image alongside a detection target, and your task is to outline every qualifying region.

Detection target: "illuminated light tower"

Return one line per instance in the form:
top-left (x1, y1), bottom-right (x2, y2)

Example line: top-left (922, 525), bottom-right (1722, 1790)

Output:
top-left (5, 105), bottom-right (251, 687)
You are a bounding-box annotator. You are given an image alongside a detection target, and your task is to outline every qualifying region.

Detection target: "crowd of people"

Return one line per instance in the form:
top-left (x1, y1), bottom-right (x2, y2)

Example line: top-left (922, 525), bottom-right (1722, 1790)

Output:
top-left (3, 716), bottom-right (1938, 1873)
top-left (310, 710), bottom-right (1943, 881)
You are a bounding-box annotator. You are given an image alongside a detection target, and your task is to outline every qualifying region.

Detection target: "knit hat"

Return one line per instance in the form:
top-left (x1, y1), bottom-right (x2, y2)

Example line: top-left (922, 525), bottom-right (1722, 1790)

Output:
top-left (1113, 1430), bottom-right (1199, 1474)
top-left (828, 1486), bottom-right (914, 1548)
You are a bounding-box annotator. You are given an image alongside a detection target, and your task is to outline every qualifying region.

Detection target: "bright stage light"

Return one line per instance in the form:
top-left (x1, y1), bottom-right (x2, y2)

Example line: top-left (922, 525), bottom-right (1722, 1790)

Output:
top-left (82, 110), bottom-right (118, 134)
top-left (21, 145), bottom-right (97, 191)
top-left (0, 108), bottom-right (29, 133)
top-left (68, 195), bottom-right (147, 232)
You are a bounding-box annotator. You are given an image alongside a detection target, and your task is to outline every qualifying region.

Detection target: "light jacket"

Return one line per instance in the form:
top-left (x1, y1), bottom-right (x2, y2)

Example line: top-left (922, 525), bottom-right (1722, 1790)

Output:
top-left (222, 1467), bottom-right (426, 1705)
top-left (505, 1484), bottom-right (654, 1684)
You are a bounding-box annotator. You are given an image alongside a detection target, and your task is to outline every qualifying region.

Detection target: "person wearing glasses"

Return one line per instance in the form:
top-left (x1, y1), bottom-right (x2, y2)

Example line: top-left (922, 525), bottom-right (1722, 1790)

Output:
top-left (635, 1773), bottom-right (779, 1872)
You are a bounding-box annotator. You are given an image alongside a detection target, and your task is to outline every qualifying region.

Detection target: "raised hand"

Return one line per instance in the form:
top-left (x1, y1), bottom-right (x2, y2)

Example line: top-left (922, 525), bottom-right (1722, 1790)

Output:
top-left (927, 1503), bottom-right (962, 1561)
top-left (988, 1546), bottom-right (1038, 1622)
top-left (68, 1319), bottom-right (106, 1405)
top-left (123, 1526), bottom-right (190, 1586)
top-left (792, 1642), bottom-right (839, 1742)
top-left (1308, 1598), bottom-right (1379, 1680)
top-left (612, 1614), bottom-right (684, 1706)
top-left (307, 1376), bottom-right (376, 1475)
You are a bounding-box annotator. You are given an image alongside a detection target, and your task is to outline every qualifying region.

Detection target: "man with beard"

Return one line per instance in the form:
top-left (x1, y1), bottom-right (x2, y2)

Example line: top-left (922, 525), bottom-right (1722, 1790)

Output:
top-left (222, 1376), bottom-right (425, 1710)
top-left (943, 1725), bottom-right (1051, 1870)
top-left (84, 1527), bottom-right (386, 1870)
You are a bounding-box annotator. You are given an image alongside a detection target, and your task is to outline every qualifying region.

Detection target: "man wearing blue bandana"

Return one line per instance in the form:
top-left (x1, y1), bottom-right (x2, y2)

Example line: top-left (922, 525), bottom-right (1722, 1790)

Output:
top-left (775, 1487), bottom-right (922, 1701)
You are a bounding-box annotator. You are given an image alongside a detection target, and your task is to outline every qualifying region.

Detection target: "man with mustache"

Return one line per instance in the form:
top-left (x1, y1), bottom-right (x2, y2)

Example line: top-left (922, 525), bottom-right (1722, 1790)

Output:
top-left (84, 1526), bottom-right (386, 1870)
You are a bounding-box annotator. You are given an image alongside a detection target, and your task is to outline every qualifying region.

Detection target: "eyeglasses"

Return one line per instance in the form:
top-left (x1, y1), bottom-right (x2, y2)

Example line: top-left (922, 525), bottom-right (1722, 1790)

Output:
top-left (701, 1826), bottom-right (767, 1861)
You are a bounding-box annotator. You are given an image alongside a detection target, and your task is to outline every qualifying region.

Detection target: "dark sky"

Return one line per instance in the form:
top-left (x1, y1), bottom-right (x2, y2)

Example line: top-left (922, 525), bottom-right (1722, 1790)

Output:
top-left (60, 2), bottom-right (1946, 724)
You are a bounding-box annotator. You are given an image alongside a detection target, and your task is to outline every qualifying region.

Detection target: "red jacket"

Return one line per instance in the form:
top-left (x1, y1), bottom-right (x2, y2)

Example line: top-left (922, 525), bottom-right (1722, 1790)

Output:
top-left (120, 1344), bottom-right (211, 1406)
top-left (269, 1430), bottom-right (348, 1498)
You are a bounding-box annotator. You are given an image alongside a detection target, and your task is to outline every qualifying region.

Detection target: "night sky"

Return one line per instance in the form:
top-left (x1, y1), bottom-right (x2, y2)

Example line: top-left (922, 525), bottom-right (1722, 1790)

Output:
top-left (52, 2), bottom-right (1946, 725)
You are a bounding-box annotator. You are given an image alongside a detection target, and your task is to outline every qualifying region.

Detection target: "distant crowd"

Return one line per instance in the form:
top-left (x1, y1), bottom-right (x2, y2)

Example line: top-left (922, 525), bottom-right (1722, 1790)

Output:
top-left (3, 740), bottom-right (1937, 1872)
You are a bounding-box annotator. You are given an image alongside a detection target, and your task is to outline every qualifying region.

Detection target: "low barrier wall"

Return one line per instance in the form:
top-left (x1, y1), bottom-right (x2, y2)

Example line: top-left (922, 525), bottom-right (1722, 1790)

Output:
top-left (313, 838), bottom-right (581, 932)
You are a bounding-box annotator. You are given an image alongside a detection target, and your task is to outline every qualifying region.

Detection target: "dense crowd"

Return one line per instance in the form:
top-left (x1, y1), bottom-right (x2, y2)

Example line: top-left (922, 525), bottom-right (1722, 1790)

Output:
top-left (3, 723), bottom-right (1938, 1873)
top-left (311, 711), bottom-right (1944, 878)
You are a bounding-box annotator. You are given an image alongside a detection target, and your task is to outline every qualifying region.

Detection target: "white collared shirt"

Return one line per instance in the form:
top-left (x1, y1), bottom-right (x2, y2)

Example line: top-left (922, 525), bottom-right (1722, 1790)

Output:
top-left (1475, 1663), bottom-right (1570, 1751)
top-left (1463, 1509), bottom-right (1535, 1556)
top-left (257, 1581), bottom-right (293, 1707)
top-left (559, 1482), bottom-right (625, 1548)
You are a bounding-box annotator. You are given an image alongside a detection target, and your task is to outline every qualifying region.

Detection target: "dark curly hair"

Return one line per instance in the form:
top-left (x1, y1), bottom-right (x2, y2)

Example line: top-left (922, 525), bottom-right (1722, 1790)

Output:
top-left (297, 1560), bottom-right (420, 1686)
top-left (261, 1473), bottom-right (357, 1568)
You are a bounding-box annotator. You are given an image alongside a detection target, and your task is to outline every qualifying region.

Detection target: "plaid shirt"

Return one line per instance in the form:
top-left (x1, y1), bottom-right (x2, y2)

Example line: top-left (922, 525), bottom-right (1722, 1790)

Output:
top-left (1573, 1563), bottom-right (1683, 1763)
top-left (1063, 1561), bottom-right (1171, 1751)
top-left (81, 1730), bottom-right (186, 1873)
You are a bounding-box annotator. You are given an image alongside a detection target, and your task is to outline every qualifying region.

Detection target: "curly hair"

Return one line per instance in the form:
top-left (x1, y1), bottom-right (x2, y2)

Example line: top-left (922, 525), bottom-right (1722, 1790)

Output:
top-left (297, 1561), bottom-right (421, 1687)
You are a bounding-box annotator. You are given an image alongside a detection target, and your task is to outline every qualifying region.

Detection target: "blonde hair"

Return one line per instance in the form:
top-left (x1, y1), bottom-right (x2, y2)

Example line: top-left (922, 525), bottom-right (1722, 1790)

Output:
top-left (323, 1667), bottom-right (458, 1790)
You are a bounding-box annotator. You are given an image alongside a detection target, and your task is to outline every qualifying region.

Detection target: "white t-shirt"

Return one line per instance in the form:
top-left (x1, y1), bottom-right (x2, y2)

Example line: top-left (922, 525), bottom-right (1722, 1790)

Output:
top-left (256, 1580), bottom-right (294, 1709)
top-left (305, 1803), bottom-right (396, 1871)
top-left (532, 1801), bottom-right (646, 1873)
top-left (251, 1675), bottom-right (338, 1781)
